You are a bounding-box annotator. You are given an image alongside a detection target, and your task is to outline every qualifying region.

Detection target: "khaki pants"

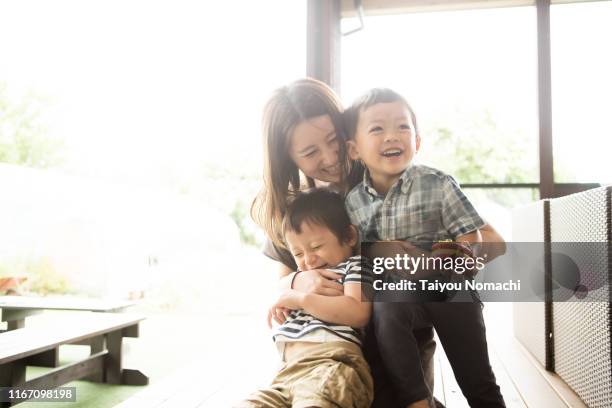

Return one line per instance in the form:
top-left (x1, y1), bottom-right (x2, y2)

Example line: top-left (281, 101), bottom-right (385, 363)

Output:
top-left (238, 341), bottom-right (373, 408)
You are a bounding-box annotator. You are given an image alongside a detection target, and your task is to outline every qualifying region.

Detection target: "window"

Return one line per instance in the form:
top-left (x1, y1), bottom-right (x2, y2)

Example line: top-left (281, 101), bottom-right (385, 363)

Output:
top-left (0, 0), bottom-right (306, 301)
top-left (551, 1), bottom-right (612, 184)
top-left (341, 6), bottom-right (539, 185)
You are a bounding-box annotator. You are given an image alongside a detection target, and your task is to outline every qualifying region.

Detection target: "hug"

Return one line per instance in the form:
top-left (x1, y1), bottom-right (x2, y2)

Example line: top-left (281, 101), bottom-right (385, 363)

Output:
top-left (240, 78), bottom-right (507, 408)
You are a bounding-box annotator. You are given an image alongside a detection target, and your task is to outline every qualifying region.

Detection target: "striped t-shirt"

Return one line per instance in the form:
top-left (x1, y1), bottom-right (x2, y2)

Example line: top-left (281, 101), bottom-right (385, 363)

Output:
top-left (273, 255), bottom-right (374, 346)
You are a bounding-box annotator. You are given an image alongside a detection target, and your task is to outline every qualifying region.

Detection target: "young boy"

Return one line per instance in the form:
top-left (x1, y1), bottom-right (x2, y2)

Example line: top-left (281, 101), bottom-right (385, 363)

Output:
top-left (239, 189), bottom-right (375, 408)
top-left (344, 88), bottom-right (506, 408)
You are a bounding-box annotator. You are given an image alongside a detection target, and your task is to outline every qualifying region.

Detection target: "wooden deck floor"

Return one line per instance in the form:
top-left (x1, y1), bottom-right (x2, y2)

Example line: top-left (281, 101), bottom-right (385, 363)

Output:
top-left (115, 304), bottom-right (586, 407)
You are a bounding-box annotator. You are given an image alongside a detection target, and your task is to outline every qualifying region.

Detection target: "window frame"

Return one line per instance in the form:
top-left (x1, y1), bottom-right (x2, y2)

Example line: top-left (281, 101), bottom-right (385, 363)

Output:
top-left (306, 0), bottom-right (608, 199)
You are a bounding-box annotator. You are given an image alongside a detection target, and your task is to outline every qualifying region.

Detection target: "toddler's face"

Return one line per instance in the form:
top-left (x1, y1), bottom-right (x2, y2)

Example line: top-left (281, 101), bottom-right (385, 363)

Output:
top-left (348, 101), bottom-right (420, 185)
top-left (285, 222), bottom-right (355, 271)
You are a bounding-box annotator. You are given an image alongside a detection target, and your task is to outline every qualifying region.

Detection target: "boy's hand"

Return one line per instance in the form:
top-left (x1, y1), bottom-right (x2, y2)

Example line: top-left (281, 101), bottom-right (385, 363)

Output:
top-left (431, 241), bottom-right (477, 277)
top-left (293, 269), bottom-right (343, 296)
top-left (267, 306), bottom-right (291, 328)
top-left (267, 290), bottom-right (306, 328)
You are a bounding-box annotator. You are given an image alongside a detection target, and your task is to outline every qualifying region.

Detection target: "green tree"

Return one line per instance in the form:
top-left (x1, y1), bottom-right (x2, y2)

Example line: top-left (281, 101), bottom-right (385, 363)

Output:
top-left (419, 109), bottom-right (539, 207)
top-left (0, 83), bottom-right (63, 168)
top-left (422, 110), bottom-right (535, 184)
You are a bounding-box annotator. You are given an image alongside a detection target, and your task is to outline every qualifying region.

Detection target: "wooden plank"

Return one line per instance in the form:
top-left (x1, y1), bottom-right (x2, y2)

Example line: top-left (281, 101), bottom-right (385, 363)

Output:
top-left (3, 352), bottom-right (106, 406)
top-left (15, 352), bottom-right (106, 393)
top-left (118, 360), bottom-right (229, 408)
top-left (0, 361), bottom-right (26, 387)
top-left (0, 313), bottom-right (144, 364)
top-left (432, 342), bottom-right (446, 405)
top-left (513, 340), bottom-right (588, 408)
top-left (437, 345), bottom-right (470, 408)
top-left (434, 322), bottom-right (523, 408)
top-left (0, 309), bottom-right (42, 325)
top-left (0, 296), bottom-right (135, 312)
top-left (24, 348), bottom-right (59, 367)
top-left (491, 335), bottom-right (569, 407)
top-left (487, 340), bottom-right (527, 408)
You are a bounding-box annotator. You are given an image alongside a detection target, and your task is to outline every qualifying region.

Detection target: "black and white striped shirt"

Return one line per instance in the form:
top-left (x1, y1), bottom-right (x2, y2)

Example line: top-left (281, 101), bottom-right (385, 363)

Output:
top-left (273, 255), bottom-right (374, 346)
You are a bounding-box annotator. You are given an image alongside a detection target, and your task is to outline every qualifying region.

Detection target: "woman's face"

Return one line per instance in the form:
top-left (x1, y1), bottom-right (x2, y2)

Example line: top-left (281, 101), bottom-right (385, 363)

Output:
top-left (288, 115), bottom-right (341, 184)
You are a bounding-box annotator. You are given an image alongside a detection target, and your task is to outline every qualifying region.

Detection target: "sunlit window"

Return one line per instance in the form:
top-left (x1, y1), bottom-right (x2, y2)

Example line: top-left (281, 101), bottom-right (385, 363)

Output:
top-left (551, 1), bottom-right (612, 184)
top-left (0, 0), bottom-right (306, 304)
top-left (341, 7), bottom-right (539, 190)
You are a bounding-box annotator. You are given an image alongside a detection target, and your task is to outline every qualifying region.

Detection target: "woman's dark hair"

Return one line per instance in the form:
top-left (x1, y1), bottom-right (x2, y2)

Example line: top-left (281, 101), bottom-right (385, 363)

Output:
top-left (282, 189), bottom-right (354, 245)
top-left (251, 78), bottom-right (363, 247)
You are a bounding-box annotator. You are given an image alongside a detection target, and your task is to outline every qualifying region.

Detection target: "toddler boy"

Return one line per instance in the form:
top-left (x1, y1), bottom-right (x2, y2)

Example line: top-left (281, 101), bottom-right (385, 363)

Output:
top-left (239, 189), bottom-right (374, 408)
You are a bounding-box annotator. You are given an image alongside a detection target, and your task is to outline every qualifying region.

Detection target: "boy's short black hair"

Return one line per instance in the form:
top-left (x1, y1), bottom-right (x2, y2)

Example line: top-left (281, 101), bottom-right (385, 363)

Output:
top-left (282, 189), bottom-right (354, 245)
top-left (344, 88), bottom-right (419, 140)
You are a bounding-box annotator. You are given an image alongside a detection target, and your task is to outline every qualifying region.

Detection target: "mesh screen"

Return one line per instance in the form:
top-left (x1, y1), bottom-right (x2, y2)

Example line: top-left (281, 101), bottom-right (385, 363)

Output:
top-left (550, 186), bottom-right (611, 408)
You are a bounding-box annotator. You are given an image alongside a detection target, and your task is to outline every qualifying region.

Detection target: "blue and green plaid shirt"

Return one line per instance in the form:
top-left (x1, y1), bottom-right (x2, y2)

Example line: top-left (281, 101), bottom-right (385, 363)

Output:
top-left (345, 165), bottom-right (485, 244)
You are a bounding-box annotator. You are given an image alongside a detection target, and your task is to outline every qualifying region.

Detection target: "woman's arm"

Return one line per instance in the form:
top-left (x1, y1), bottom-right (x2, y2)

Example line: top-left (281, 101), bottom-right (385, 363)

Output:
top-left (277, 262), bottom-right (344, 296)
top-left (477, 223), bottom-right (506, 262)
top-left (302, 283), bottom-right (371, 327)
top-left (268, 238), bottom-right (344, 295)
top-left (268, 283), bottom-right (371, 328)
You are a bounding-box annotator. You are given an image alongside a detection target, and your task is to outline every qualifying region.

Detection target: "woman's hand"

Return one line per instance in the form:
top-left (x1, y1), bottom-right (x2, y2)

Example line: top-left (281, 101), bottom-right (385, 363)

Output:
top-left (292, 269), bottom-right (344, 296)
top-left (267, 289), bottom-right (305, 328)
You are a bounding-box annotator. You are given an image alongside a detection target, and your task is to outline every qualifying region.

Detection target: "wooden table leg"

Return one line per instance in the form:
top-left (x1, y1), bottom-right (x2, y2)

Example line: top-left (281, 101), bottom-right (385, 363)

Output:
top-left (85, 336), bottom-right (105, 382)
top-left (0, 361), bottom-right (26, 408)
top-left (104, 330), bottom-right (122, 384)
top-left (102, 327), bottom-right (148, 386)
top-left (6, 319), bottom-right (24, 331)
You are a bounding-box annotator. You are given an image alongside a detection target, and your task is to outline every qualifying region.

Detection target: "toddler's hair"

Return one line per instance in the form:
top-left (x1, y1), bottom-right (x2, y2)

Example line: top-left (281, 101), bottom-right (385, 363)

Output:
top-left (282, 189), bottom-right (354, 245)
top-left (344, 88), bottom-right (418, 140)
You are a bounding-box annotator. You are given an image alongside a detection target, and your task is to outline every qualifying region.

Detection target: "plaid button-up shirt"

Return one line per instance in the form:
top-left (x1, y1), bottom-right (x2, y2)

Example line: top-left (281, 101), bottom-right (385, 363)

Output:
top-left (345, 165), bottom-right (485, 245)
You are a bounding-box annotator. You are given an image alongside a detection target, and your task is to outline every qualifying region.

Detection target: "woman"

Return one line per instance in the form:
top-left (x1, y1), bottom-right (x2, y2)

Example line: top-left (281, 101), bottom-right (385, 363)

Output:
top-left (251, 78), bottom-right (505, 408)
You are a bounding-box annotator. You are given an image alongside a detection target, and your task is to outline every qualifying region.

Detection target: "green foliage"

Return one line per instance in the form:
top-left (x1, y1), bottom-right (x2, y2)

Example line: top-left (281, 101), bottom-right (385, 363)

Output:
top-left (0, 83), bottom-right (64, 168)
top-left (0, 255), bottom-right (71, 295)
top-left (421, 110), bottom-right (535, 185)
top-left (418, 109), bottom-right (540, 208)
top-left (230, 199), bottom-right (261, 247)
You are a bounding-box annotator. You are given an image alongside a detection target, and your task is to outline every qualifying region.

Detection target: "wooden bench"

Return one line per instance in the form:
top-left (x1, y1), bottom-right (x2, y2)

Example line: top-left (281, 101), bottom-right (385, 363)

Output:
top-left (0, 312), bottom-right (148, 407)
top-left (0, 295), bottom-right (136, 330)
top-left (0, 296), bottom-right (136, 367)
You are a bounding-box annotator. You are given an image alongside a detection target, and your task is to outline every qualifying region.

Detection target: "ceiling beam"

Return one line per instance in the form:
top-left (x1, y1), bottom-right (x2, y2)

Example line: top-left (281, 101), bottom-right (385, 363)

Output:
top-left (341, 0), bottom-right (534, 17)
top-left (341, 0), bottom-right (608, 17)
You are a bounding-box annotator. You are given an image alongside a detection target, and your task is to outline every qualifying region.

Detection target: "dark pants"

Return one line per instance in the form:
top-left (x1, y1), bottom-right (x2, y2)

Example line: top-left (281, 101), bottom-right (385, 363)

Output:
top-left (365, 325), bottom-right (441, 408)
top-left (366, 301), bottom-right (505, 408)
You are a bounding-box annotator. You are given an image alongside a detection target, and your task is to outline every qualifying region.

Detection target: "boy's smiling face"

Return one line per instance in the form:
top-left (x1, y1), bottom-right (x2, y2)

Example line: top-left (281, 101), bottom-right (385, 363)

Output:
top-left (348, 101), bottom-right (420, 194)
top-left (285, 221), bottom-right (356, 271)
